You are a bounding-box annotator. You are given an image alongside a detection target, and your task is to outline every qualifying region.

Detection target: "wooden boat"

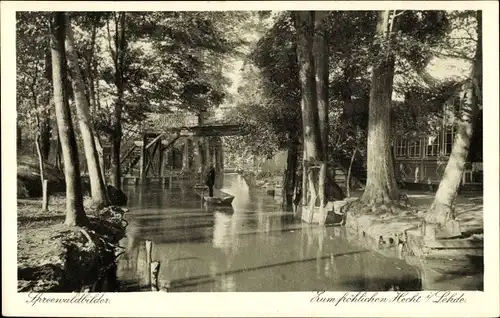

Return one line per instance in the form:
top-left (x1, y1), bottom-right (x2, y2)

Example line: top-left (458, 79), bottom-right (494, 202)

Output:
top-left (193, 183), bottom-right (209, 190)
top-left (194, 188), bottom-right (235, 206)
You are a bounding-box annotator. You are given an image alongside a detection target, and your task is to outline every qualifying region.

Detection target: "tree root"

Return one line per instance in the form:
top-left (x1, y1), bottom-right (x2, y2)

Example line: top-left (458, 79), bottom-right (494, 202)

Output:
top-left (344, 197), bottom-right (418, 217)
top-left (79, 228), bottom-right (96, 248)
top-left (424, 201), bottom-right (455, 226)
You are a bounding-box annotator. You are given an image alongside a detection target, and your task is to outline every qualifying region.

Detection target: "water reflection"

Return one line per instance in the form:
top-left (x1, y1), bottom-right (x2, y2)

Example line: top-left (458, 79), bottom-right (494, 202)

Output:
top-left (117, 173), bottom-right (423, 292)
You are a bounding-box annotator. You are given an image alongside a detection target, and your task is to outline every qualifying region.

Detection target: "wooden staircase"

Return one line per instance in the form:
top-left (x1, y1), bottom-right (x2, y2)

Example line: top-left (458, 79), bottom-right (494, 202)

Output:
top-left (120, 133), bottom-right (182, 177)
top-left (332, 155), bottom-right (367, 189)
top-left (122, 147), bottom-right (142, 175)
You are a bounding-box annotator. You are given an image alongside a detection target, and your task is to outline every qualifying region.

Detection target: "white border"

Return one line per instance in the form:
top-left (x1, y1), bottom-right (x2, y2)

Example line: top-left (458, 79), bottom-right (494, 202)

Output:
top-left (2, 1), bottom-right (499, 317)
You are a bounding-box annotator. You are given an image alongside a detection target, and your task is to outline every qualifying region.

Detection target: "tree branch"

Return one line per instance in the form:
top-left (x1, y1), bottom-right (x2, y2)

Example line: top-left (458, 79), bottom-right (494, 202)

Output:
top-left (430, 50), bottom-right (474, 62)
top-left (393, 10), bottom-right (407, 18)
top-left (106, 18), bottom-right (117, 67)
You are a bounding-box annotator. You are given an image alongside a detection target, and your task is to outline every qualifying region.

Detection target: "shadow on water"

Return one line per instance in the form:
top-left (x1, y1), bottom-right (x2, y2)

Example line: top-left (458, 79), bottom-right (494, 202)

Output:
top-left (116, 173), bottom-right (458, 292)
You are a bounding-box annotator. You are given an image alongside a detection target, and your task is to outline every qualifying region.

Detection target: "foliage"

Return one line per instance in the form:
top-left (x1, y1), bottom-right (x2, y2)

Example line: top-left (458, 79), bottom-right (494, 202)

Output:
top-left (227, 10), bottom-right (466, 168)
top-left (15, 10), bottom-right (480, 174)
top-left (224, 64), bottom-right (283, 159)
top-left (16, 12), bottom-right (52, 132)
top-left (17, 11), bottom-right (251, 147)
top-left (225, 13), bottom-right (300, 158)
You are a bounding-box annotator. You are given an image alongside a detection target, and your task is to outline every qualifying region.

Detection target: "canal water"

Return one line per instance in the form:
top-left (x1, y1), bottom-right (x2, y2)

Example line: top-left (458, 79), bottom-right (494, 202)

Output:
top-left (116, 173), bottom-right (424, 292)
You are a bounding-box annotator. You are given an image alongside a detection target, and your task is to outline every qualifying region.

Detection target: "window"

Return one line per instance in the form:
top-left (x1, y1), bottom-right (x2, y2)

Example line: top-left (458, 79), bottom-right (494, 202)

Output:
top-left (395, 139), bottom-right (407, 157)
top-left (444, 127), bottom-right (456, 155)
top-left (426, 135), bottom-right (440, 157)
top-left (408, 140), bottom-right (422, 158)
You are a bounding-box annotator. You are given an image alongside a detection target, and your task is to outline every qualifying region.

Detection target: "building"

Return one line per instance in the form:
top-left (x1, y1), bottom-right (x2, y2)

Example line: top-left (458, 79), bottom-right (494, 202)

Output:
top-left (393, 95), bottom-right (483, 187)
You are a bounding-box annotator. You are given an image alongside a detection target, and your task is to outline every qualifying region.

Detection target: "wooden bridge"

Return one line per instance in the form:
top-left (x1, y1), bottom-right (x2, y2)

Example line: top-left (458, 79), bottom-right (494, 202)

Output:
top-left (118, 111), bottom-right (246, 185)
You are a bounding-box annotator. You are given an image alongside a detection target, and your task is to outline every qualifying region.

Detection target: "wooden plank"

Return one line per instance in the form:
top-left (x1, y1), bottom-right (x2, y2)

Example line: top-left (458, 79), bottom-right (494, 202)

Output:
top-left (140, 135), bottom-right (147, 180)
top-left (145, 132), bottom-right (166, 150)
top-left (159, 145), bottom-right (164, 176)
top-left (163, 133), bottom-right (181, 150)
top-left (144, 139), bottom-right (161, 176)
top-left (120, 145), bottom-right (137, 165)
top-left (144, 124), bottom-right (246, 137)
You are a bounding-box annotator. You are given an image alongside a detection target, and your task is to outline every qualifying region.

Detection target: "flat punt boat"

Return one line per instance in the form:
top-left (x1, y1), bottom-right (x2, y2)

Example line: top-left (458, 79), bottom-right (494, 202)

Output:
top-left (194, 187), bottom-right (235, 206)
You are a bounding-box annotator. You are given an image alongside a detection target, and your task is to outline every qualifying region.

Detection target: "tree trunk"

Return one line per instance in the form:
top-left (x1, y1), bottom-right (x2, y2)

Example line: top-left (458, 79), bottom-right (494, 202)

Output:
top-left (34, 131), bottom-right (45, 192)
top-left (94, 133), bottom-right (106, 180)
top-left (17, 124), bottom-right (22, 150)
top-left (87, 20), bottom-right (106, 178)
top-left (35, 130), bottom-right (49, 211)
top-left (341, 65), bottom-right (354, 120)
top-left (295, 11), bottom-right (321, 161)
top-left (40, 50), bottom-right (54, 162)
top-left (282, 136), bottom-right (299, 210)
top-left (346, 148), bottom-right (357, 198)
top-left (214, 137), bottom-right (224, 189)
top-left (87, 20), bottom-right (98, 113)
top-left (295, 11), bottom-right (325, 223)
top-left (110, 12), bottom-right (126, 190)
top-left (65, 15), bottom-right (109, 208)
top-left (360, 11), bottom-right (400, 210)
top-left (314, 11), bottom-right (329, 156)
top-left (50, 12), bottom-right (87, 226)
top-left (313, 11), bottom-right (329, 223)
top-left (55, 132), bottom-right (63, 170)
top-left (40, 117), bottom-right (51, 161)
top-left (425, 11), bottom-right (482, 226)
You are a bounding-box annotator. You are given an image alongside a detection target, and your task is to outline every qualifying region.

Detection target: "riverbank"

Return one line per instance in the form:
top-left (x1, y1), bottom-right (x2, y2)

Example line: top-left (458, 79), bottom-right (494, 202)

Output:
top-left (17, 197), bottom-right (128, 292)
top-left (343, 192), bottom-right (484, 290)
top-left (242, 171), bottom-right (484, 289)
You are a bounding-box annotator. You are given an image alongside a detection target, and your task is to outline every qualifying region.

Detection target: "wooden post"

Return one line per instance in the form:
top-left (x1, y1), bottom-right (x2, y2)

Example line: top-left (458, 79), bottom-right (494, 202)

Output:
top-left (42, 179), bottom-right (49, 211)
top-left (150, 261), bottom-right (160, 291)
top-left (145, 139), bottom-right (160, 177)
top-left (214, 137), bottom-right (224, 188)
top-left (167, 148), bottom-right (172, 170)
top-left (186, 138), bottom-right (194, 171)
top-left (144, 239), bottom-right (162, 291)
top-left (206, 137), bottom-right (213, 165)
top-left (158, 144), bottom-right (164, 177)
top-left (145, 240), bottom-right (152, 287)
top-left (145, 240), bottom-right (152, 262)
top-left (140, 134), bottom-right (147, 181)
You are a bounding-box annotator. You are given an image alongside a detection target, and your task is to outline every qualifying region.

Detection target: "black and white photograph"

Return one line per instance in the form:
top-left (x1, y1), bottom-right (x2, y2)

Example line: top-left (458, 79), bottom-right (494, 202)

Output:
top-left (2, 1), bottom-right (499, 317)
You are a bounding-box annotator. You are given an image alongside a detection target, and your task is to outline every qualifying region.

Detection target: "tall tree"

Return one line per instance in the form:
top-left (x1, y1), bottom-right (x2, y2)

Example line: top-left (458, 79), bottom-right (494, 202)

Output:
top-left (65, 15), bottom-right (110, 208)
top-left (294, 11), bottom-right (327, 223)
top-left (359, 11), bottom-right (400, 211)
top-left (246, 12), bottom-right (302, 210)
top-left (313, 11), bottom-right (329, 222)
top-left (425, 11), bottom-right (482, 227)
top-left (50, 12), bottom-right (88, 226)
top-left (73, 13), bottom-right (107, 177)
top-left (108, 12), bottom-right (127, 191)
top-left (314, 12), bottom-right (329, 156)
top-left (16, 13), bottom-right (53, 162)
